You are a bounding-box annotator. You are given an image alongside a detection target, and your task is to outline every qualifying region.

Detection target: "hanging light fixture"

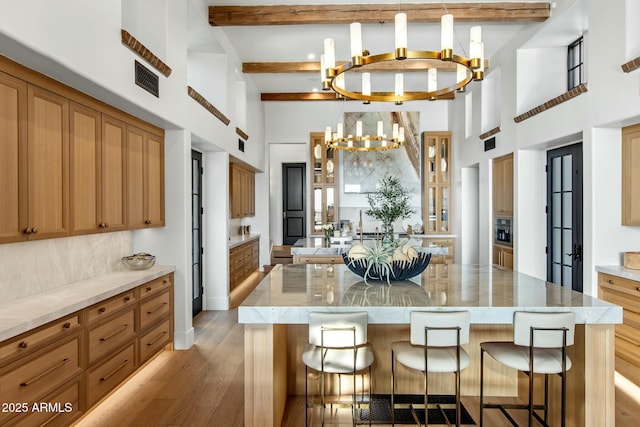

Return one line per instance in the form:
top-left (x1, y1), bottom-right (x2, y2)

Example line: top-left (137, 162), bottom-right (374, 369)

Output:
top-left (321, 11), bottom-right (485, 104)
top-left (324, 118), bottom-right (405, 151)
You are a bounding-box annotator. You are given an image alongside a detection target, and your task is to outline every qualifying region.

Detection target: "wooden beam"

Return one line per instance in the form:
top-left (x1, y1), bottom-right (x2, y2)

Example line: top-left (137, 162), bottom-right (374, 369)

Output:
top-left (260, 91), bottom-right (456, 101)
top-left (210, 2), bottom-right (550, 26)
top-left (244, 60), bottom-right (489, 74)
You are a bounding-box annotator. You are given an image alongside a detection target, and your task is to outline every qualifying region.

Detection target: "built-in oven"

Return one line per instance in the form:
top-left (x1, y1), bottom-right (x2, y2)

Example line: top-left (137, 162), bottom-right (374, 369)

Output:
top-left (494, 217), bottom-right (512, 247)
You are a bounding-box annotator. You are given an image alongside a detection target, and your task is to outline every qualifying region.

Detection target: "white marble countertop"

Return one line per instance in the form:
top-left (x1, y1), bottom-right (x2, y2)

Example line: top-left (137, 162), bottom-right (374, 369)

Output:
top-left (239, 264), bottom-right (621, 325)
top-left (0, 265), bottom-right (175, 342)
top-left (291, 237), bottom-right (451, 256)
top-left (595, 265), bottom-right (640, 282)
top-left (228, 233), bottom-right (260, 249)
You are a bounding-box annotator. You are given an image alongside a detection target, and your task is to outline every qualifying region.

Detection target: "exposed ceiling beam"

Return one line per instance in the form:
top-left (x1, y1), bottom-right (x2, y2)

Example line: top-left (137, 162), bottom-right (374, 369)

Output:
top-left (243, 60), bottom-right (490, 74)
top-left (210, 2), bottom-right (550, 26)
top-left (260, 92), bottom-right (456, 101)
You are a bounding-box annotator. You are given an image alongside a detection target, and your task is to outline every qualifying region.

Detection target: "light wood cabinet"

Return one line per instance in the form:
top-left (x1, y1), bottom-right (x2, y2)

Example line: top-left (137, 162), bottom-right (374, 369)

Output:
top-left (229, 163), bottom-right (255, 218)
top-left (27, 84), bottom-right (70, 240)
top-left (423, 132), bottom-right (451, 234)
top-left (292, 254), bottom-right (345, 264)
top-left (0, 70), bottom-right (27, 244)
top-left (0, 55), bottom-right (164, 245)
top-left (229, 239), bottom-right (260, 291)
top-left (493, 153), bottom-right (513, 217)
top-left (622, 124), bottom-right (640, 225)
top-left (598, 272), bottom-right (640, 368)
top-left (0, 273), bottom-right (173, 425)
top-left (310, 132), bottom-right (338, 235)
top-left (493, 245), bottom-right (513, 269)
top-left (126, 125), bottom-right (165, 228)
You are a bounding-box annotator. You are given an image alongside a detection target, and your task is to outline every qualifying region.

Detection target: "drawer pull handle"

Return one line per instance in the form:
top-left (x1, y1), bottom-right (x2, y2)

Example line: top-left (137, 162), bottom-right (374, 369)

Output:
top-left (146, 287), bottom-right (152, 292)
top-left (636, 287), bottom-right (640, 292)
top-left (99, 324), bottom-right (129, 342)
top-left (124, 296), bottom-right (131, 302)
top-left (18, 341), bottom-right (28, 349)
top-left (98, 307), bottom-right (106, 314)
top-left (63, 322), bottom-right (71, 329)
top-left (20, 358), bottom-right (70, 387)
top-left (100, 359), bottom-right (130, 382)
top-left (163, 279), bottom-right (168, 284)
top-left (608, 279), bottom-right (614, 284)
top-left (147, 331), bottom-right (168, 347)
top-left (147, 302), bottom-right (168, 315)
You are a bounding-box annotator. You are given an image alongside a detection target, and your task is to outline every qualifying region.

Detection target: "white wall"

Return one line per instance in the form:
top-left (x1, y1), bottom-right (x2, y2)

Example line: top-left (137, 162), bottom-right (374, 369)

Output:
top-left (460, 166), bottom-right (479, 264)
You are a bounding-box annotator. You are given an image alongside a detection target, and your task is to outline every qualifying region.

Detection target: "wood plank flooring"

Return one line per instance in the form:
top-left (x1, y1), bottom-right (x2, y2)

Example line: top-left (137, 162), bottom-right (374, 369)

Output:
top-left (76, 309), bottom-right (640, 427)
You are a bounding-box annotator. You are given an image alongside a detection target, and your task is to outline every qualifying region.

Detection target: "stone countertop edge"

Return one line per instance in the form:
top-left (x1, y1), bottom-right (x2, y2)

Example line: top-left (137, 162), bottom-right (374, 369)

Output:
top-left (228, 233), bottom-right (260, 249)
top-left (0, 265), bottom-right (176, 343)
top-left (595, 265), bottom-right (640, 282)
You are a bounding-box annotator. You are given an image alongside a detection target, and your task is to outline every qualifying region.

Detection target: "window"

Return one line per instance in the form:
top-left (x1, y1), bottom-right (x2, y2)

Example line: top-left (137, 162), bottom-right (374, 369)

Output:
top-left (567, 36), bottom-right (584, 90)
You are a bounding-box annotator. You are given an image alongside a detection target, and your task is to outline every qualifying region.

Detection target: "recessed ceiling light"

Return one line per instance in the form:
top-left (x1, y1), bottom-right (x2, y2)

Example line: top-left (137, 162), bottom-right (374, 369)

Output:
top-left (307, 53), bottom-right (316, 60)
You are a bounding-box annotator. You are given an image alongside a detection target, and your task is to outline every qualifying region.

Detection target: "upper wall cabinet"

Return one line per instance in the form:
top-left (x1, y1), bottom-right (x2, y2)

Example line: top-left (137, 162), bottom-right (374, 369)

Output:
top-left (230, 163), bottom-right (255, 218)
top-left (127, 126), bottom-right (165, 228)
top-left (70, 107), bottom-right (128, 235)
top-left (422, 131), bottom-right (451, 234)
top-left (623, 124), bottom-right (640, 225)
top-left (0, 56), bottom-right (165, 244)
top-left (493, 153), bottom-right (514, 218)
top-left (0, 71), bottom-right (27, 244)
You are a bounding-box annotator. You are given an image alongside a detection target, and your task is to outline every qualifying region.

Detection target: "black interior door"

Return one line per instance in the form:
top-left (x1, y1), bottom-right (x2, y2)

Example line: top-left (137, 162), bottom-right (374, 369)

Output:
top-left (191, 150), bottom-right (203, 315)
top-left (546, 143), bottom-right (583, 292)
top-left (283, 163), bottom-right (306, 245)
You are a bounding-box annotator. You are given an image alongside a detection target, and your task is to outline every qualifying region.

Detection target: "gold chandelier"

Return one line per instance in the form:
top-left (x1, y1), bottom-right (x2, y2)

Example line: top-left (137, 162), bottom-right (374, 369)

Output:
top-left (321, 12), bottom-right (485, 104)
top-left (324, 119), bottom-right (405, 151)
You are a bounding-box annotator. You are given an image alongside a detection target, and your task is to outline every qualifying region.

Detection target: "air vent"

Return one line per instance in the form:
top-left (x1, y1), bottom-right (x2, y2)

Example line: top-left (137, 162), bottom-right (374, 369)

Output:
top-left (135, 61), bottom-right (159, 97)
top-left (238, 139), bottom-right (245, 152)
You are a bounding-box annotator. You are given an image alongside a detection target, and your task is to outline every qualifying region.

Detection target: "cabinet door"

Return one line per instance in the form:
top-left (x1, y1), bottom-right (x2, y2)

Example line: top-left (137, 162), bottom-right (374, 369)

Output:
top-left (623, 124), bottom-right (640, 225)
top-left (126, 125), bottom-right (146, 228)
top-left (69, 102), bottom-right (101, 235)
top-left (503, 156), bottom-right (514, 217)
top-left (145, 132), bottom-right (164, 227)
top-left (492, 159), bottom-right (504, 215)
top-left (27, 84), bottom-right (69, 240)
top-left (101, 115), bottom-right (127, 231)
top-left (0, 71), bottom-right (27, 243)
top-left (229, 164), bottom-right (242, 218)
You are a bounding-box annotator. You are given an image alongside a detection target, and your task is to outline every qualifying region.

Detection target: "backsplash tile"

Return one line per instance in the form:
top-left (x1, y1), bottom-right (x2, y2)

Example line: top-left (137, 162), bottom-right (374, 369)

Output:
top-left (0, 232), bottom-right (132, 301)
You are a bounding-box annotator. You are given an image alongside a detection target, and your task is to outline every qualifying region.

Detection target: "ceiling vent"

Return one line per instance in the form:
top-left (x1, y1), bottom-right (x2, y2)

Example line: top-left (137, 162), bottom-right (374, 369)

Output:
top-left (135, 61), bottom-right (159, 97)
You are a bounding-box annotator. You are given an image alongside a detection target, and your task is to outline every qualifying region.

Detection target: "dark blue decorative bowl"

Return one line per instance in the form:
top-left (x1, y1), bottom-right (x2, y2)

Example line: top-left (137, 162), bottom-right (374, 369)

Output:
top-left (342, 252), bottom-right (432, 283)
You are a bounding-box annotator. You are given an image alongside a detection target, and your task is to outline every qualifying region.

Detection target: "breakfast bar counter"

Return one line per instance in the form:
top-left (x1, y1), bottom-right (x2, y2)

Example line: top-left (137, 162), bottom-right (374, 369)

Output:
top-left (239, 263), bottom-right (621, 426)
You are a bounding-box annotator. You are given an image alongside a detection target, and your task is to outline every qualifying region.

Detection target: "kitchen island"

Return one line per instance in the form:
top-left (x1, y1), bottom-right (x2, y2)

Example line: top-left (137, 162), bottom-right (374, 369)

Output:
top-left (240, 263), bottom-right (621, 427)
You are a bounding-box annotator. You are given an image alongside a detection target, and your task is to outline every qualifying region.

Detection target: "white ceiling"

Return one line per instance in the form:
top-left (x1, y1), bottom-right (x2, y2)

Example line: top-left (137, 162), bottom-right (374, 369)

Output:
top-left (187, 1), bottom-right (556, 95)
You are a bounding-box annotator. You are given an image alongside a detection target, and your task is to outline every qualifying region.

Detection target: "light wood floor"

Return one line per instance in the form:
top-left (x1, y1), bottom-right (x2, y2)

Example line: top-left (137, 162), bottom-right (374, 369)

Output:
top-left (76, 309), bottom-right (640, 427)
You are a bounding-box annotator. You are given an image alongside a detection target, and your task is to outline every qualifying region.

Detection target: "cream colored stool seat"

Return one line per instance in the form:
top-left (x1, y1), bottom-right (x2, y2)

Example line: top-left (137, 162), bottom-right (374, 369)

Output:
top-left (302, 311), bottom-right (374, 426)
top-left (391, 311), bottom-right (471, 427)
top-left (480, 311), bottom-right (575, 427)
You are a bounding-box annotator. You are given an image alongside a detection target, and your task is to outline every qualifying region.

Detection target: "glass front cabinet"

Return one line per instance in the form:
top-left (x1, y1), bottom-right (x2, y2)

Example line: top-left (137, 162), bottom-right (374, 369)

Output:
top-left (310, 132), bottom-right (338, 235)
top-left (423, 131), bottom-right (451, 234)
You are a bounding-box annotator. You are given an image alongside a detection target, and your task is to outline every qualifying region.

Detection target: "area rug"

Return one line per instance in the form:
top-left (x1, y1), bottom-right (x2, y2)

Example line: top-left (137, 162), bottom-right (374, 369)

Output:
top-left (356, 394), bottom-right (475, 425)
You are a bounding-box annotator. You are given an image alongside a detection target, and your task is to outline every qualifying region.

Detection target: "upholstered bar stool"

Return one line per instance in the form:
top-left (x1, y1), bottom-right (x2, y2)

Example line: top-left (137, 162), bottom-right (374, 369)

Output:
top-left (391, 311), bottom-right (471, 427)
top-left (302, 311), bottom-right (375, 427)
top-left (479, 311), bottom-right (575, 427)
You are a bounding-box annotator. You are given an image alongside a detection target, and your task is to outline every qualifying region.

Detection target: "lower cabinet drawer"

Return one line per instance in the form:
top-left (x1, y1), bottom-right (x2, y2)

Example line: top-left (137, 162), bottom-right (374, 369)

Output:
top-left (87, 309), bottom-right (136, 365)
top-left (0, 337), bottom-right (82, 421)
top-left (616, 335), bottom-right (640, 366)
top-left (139, 290), bottom-right (171, 331)
top-left (87, 343), bottom-right (137, 406)
top-left (8, 377), bottom-right (83, 427)
top-left (139, 318), bottom-right (171, 363)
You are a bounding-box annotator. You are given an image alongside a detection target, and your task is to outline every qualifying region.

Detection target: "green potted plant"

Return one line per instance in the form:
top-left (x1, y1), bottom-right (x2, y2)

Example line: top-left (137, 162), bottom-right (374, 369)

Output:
top-left (365, 176), bottom-right (415, 245)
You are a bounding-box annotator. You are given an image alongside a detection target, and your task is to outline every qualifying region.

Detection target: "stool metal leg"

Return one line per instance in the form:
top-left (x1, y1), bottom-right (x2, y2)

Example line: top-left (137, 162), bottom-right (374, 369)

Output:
top-left (479, 347), bottom-right (484, 427)
top-left (391, 350), bottom-right (396, 426)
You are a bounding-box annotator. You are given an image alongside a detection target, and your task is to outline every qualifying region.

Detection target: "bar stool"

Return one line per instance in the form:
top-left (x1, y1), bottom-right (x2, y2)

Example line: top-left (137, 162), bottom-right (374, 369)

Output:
top-left (479, 311), bottom-right (575, 427)
top-left (391, 311), bottom-right (471, 427)
top-left (302, 311), bottom-right (374, 426)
